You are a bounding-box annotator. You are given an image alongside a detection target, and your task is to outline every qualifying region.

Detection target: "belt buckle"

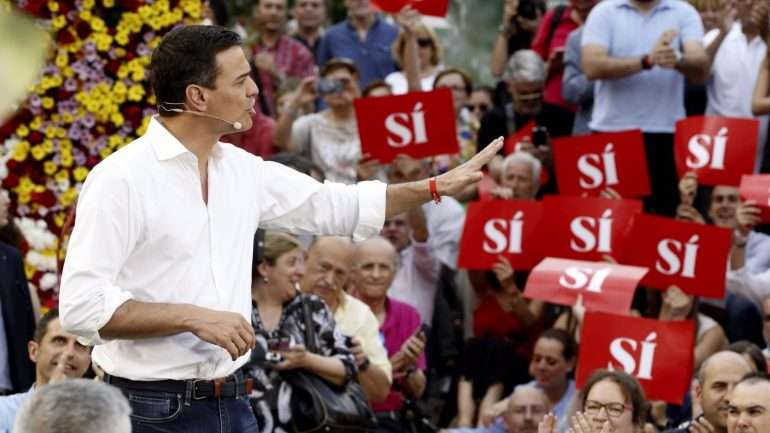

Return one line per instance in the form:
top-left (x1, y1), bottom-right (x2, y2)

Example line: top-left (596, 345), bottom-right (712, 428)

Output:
top-left (192, 379), bottom-right (209, 400)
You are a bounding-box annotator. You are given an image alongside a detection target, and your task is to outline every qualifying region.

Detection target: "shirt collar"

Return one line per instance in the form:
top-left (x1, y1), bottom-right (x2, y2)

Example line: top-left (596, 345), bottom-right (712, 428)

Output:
top-left (148, 116), bottom-right (224, 162)
top-left (345, 15), bottom-right (381, 32)
top-left (617, 0), bottom-right (673, 11)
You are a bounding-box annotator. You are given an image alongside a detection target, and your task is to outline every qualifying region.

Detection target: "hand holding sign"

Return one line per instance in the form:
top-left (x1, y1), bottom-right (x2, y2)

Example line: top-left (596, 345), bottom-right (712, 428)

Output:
top-left (371, 0), bottom-right (449, 17)
top-left (739, 174), bottom-right (770, 223)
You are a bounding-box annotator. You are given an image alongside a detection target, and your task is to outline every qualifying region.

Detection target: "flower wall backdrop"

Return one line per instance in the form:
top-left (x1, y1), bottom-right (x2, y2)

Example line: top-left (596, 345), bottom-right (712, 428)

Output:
top-left (0, 0), bottom-right (203, 308)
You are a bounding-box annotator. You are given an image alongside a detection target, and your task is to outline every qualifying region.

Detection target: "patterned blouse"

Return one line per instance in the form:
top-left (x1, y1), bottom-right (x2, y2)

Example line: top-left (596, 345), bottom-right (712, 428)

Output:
top-left (244, 293), bottom-right (357, 433)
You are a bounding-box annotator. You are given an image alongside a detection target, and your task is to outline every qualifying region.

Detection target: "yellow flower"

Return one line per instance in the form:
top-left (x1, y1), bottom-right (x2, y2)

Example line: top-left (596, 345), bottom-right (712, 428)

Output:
top-left (60, 139), bottom-right (73, 151)
top-left (12, 141), bottom-right (29, 161)
top-left (127, 85), bottom-right (144, 101)
top-left (103, 0), bottom-right (114, 7)
top-left (73, 167), bottom-right (89, 182)
top-left (42, 140), bottom-right (54, 154)
top-left (30, 145), bottom-right (47, 161)
top-left (99, 147), bottom-right (112, 159)
top-left (147, 94), bottom-right (156, 105)
top-left (16, 124), bottom-right (29, 137)
top-left (61, 65), bottom-right (74, 78)
top-left (51, 114), bottom-right (61, 123)
top-left (108, 134), bottom-right (123, 148)
top-left (45, 127), bottom-right (56, 139)
top-left (82, 0), bottom-right (94, 10)
top-left (60, 188), bottom-right (78, 207)
top-left (131, 68), bottom-right (145, 82)
top-left (52, 15), bottom-right (67, 30)
top-left (47, 1), bottom-right (59, 12)
top-left (24, 262), bottom-right (35, 280)
top-left (62, 113), bottom-right (74, 124)
top-left (114, 47), bottom-right (126, 57)
top-left (110, 112), bottom-right (124, 127)
top-left (115, 32), bottom-right (129, 47)
top-left (44, 161), bottom-right (58, 175)
top-left (29, 117), bottom-right (42, 130)
top-left (60, 152), bottom-right (73, 168)
top-left (41, 97), bottom-right (54, 110)
top-left (90, 17), bottom-right (105, 32)
top-left (113, 81), bottom-right (127, 95)
top-left (79, 9), bottom-right (92, 21)
top-left (54, 212), bottom-right (66, 229)
top-left (55, 170), bottom-right (70, 184)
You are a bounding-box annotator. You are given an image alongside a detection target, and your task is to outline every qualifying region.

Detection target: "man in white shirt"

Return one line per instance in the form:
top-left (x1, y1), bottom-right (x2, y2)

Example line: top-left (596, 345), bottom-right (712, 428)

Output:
top-left (702, 0), bottom-right (769, 171)
top-left (58, 25), bottom-right (501, 433)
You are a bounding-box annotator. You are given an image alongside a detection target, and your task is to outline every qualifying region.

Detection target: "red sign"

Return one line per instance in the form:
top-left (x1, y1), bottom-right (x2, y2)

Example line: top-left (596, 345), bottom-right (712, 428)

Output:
top-left (621, 214), bottom-right (732, 298)
top-left (674, 116), bottom-right (758, 186)
top-left (740, 175), bottom-right (770, 223)
top-left (457, 200), bottom-right (544, 270)
top-left (354, 88), bottom-right (459, 163)
top-left (576, 312), bottom-right (695, 404)
top-left (552, 130), bottom-right (650, 198)
top-left (371, 0), bottom-right (450, 17)
top-left (504, 121), bottom-right (536, 155)
top-left (536, 196), bottom-right (643, 261)
top-left (523, 258), bottom-right (648, 315)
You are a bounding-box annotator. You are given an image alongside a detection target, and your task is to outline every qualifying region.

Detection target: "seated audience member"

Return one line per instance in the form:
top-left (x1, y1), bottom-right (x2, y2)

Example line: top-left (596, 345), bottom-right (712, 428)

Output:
top-left (664, 351), bottom-right (752, 433)
top-left (301, 236), bottom-right (392, 403)
top-left (479, 329), bottom-right (575, 432)
top-left (0, 309), bottom-right (92, 432)
top-left (245, 232), bottom-right (359, 430)
top-left (12, 379), bottom-right (131, 433)
top-left (317, 0), bottom-right (398, 87)
top-left (443, 385), bottom-right (550, 433)
top-left (726, 372), bottom-right (770, 433)
top-left (381, 208), bottom-right (440, 325)
top-left (554, 370), bottom-right (649, 433)
top-left (354, 237), bottom-right (428, 432)
top-left (274, 59), bottom-right (378, 184)
top-left (385, 11), bottom-right (444, 95)
top-left (728, 341), bottom-right (768, 373)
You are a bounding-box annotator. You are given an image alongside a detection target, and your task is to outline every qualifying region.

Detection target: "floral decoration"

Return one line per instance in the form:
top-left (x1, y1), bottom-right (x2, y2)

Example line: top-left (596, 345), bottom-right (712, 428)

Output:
top-left (0, 0), bottom-right (203, 307)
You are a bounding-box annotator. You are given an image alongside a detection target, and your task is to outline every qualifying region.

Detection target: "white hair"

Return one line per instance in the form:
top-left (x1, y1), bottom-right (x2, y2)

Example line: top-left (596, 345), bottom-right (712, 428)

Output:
top-left (502, 151), bottom-right (542, 189)
top-left (504, 49), bottom-right (546, 83)
top-left (13, 379), bottom-right (131, 433)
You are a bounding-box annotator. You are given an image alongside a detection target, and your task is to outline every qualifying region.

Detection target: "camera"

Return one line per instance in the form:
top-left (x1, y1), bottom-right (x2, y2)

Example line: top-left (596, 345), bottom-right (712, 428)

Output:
top-left (532, 126), bottom-right (549, 146)
top-left (315, 78), bottom-right (343, 96)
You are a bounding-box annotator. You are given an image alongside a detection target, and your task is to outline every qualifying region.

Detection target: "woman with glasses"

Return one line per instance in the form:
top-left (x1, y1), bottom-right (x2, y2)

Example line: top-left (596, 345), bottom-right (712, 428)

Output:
top-left (540, 370), bottom-right (647, 433)
top-left (385, 8), bottom-right (444, 95)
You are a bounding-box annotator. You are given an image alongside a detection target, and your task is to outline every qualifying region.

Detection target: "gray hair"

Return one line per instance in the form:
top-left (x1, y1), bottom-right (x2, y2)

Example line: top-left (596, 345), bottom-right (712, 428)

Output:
top-left (502, 151), bottom-right (542, 188)
top-left (13, 379), bottom-right (131, 433)
top-left (504, 49), bottom-right (546, 83)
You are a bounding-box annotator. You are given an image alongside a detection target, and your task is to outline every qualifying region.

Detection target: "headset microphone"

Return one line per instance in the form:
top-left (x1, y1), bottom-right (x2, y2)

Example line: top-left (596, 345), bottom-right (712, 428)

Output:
top-left (158, 102), bottom-right (243, 130)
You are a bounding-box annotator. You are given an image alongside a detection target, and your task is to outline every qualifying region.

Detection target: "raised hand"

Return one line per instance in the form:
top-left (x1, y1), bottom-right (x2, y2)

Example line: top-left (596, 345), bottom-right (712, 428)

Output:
top-left (651, 29), bottom-right (679, 69)
top-left (736, 200), bottom-right (762, 235)
top-left (435, 137), bottom-right (504, 197)
top-left (679, 171), bottom-right (698, 206)
top-left (539, 413), bottom-right (557, 433)
top-left (275, 345), bottom-right (309, 370)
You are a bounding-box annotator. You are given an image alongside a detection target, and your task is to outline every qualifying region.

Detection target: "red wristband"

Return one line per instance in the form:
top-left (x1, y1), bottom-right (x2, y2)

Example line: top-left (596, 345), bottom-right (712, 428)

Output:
top-left (429, 177), bottom-right (441, 204)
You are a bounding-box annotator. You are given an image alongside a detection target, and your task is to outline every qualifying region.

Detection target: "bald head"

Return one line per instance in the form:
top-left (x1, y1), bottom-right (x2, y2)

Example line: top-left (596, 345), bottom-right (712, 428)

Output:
top-left (503, 386), bottom-right (549, 433)
top-left (302, 237), bottom-right (354, 309)
top-left (354, 236), bottom-right (398, 303)
top-left (699, 351), bottom-right (753, 384)
top-left (698, 351), bottom-right (754, 431)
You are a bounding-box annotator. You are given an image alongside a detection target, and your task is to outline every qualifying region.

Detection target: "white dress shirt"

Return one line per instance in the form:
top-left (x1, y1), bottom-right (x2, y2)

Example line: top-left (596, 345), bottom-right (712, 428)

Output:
top-left (59, 117), bottom-right (386, 381)
top-left (704, 21), bottom-right (768, 171)
top-left (422, 196), bottom-right (465, 270)
top-left (389, 240), bottom-right (440, 324)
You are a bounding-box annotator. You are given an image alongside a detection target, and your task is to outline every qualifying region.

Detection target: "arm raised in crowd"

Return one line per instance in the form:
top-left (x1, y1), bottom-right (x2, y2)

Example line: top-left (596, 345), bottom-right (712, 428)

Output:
top-left (395, 6), bottom-right (422, 92)
top-left (491, 0), bottom-right (519, 77)
top-left (273, 76), bottom-right (317, 152)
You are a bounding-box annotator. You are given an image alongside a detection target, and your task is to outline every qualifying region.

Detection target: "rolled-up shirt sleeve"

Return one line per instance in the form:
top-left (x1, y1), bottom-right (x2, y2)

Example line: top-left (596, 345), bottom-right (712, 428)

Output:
top-left (258, 161), bottom-right (386, 241)
top-left (59, 164), bottom-right (138, 345)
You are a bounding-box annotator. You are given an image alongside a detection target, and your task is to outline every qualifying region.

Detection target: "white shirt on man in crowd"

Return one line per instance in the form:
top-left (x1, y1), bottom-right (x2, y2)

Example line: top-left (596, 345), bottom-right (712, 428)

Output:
top-left (59, 117), bottom-right (386, 381)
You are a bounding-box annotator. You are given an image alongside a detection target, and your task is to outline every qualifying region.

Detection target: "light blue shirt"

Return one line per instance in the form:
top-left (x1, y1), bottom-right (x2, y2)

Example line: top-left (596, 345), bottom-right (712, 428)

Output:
top-left (0, 387), bottom-right (34, 433)
top-left (448, 418), bottom-right (508, 433)
top-left (527, 379), bottom-right (577, 433)
top-left (747, 231), bottom-right (770, 276)
top-left (581, 0), bottom-right (704, 133)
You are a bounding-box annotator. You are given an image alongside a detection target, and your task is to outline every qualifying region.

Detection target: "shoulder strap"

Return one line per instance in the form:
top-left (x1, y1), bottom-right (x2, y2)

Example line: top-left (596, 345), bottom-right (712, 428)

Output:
top-left (546, 5), bottom-right (567, 51)
top-left (300, 294), bottom-right (319, 354)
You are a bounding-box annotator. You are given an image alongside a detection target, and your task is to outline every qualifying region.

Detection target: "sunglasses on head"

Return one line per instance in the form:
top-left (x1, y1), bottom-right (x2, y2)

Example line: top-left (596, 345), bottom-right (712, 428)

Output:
top-left (416, 38), bottom-right (433, 48)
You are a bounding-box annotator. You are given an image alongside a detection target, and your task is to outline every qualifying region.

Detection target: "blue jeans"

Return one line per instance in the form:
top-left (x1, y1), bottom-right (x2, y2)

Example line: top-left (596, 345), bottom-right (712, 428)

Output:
top-left (120, 387), bottom-right (259, 433)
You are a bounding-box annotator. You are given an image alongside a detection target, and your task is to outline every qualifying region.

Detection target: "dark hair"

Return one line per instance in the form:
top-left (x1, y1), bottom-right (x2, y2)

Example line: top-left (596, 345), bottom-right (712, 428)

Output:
top-left (320, 58), bottom-right (359, 79)
top-left (737, 371), bottom-right (770, 388)
top-left (473, 85), bottom-right (496, 100)
top-left (34, 309), bottom-right (60, 343)
top-left (433, 67), bottom-right (473, 96)
top-left (538, 328), bottom-right (577, 361)
top-left (150, 25), bottom-right (242, 116)
top-left (728, 341), bottom-right (769, 373)
top-left (578, 370), bottom-right (648, 428)
top-left (362, 80), bottom-right (391, 97)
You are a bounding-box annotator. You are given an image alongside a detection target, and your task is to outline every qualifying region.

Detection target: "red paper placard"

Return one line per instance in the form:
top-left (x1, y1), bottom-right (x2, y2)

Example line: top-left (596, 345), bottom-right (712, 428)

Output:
top-left (523, 258), bottom-right (648, 315)
top-left (536, 196), bottom-right (643, 261)
top-left (504, 121), bottom-right (536, 155)
top-left (674, 116), bottom-right (758, 186)
top-left (458, 200), bottom-right (544, 270)
top-left (739, 175), bottom-right (770, 223)
top-left (576, 312), bottom-right (695, 404)
top-left (552, 130), bottom-right (650, 198)
top-left (621, 214), bottom-right (732, 298)
top-left (354, 89), bottom-right (459, 163)
top-left (371, 0), bottom-right (450, 17)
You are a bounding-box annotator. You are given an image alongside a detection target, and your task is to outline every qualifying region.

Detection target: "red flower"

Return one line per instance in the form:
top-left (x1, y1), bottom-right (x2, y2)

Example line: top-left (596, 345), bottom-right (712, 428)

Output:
top-left (22, 0), bottom-right (48, 17)
top-left (30, 191), bottom-right (57, 208)
top-left (106, 59), bottom-right (121, 75)
top-left (123, 105), bottom-right (142, 126)
top-left (75, 20), bottom-right (91, 39)
top-left (28, 131), bottom-right (43, 144)
top-left (56, 28), bottom-right (76, 45)
top-left (2, 172), bottom-right (20, 189)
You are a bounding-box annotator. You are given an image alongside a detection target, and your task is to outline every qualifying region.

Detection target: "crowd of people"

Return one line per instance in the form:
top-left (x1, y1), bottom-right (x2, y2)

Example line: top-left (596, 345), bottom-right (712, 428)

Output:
top-left (3, 0), bottom-right (770, 432)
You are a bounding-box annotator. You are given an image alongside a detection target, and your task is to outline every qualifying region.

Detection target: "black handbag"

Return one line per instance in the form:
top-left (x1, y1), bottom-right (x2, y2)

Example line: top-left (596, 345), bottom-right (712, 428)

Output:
top-left (400, 398), bottom-right (439, 433)
top-left (285, 295), bottom-right (378, 433)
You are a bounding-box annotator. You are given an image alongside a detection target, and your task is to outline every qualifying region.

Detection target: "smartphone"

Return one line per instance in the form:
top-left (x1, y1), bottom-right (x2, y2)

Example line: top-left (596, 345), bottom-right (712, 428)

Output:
top-left (344, 335), bottom-right (355, 348)
top-left (417, 324), bottom-right (429, 339)
top-left (268, 336), bottom-right (291, 352)
top-left (532, 126), bottom-right (549, 146)
top-left (315, 78), bottom-right (343, 96)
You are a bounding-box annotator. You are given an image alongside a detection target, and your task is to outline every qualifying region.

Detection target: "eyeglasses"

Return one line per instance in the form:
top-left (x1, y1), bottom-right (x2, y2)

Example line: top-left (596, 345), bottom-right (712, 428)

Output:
top-left (465, 103), bottom-right (490, 114)
top-left (584, 401), bottom-right (629, 418)
top-left (416, 38), bottom-right (433, 48)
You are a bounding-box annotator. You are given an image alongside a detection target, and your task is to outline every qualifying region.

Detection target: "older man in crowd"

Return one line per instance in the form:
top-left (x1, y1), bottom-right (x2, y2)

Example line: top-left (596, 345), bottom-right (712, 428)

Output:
top-left (353, 237), bottom-right (427, 433)
top-left (489, 152), bottom-right (542, 200)
top-left (0, 309), bottom-right (92, 432)
top-left (442, 385), bottom-right (550, 433)
top-left (726, 372), bottom-right (770, 433)
top-left (665, 351), bottom-right (753, 433)
top-left (301, 236), bottom-right (391, 403)
top-left (13, 379), bottom-right (131, 433)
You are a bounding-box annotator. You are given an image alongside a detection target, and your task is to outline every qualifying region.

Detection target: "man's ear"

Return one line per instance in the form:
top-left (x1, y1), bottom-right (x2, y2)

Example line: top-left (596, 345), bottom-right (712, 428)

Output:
top-left (185, 85), bottom-right (208, 112)
top-left (28, 341), bottom-right (39, 364)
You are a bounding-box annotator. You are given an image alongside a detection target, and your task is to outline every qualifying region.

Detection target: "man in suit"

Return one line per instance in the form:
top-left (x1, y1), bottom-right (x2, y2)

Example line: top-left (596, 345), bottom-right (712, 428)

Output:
top-left (0, 189), bottom-right (35, 395)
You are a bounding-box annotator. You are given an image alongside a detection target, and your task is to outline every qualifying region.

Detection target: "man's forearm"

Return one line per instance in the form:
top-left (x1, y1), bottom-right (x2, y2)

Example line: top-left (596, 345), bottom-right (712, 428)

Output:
top-left (359, 365), bottom-right (390, 403)
top-left (583, 55), bottom-right (643, 80)
top-left (100, 300), bottom-right (198, 340)
top-left (385, 181), bottom-right (431, 218)
top-left (678, 51), bottom-right (709, 83)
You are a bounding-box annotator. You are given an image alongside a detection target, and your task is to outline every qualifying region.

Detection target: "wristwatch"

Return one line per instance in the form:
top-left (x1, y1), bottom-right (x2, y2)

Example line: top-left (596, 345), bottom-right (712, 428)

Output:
top-left (641, 54), bottom-right (653, 70)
